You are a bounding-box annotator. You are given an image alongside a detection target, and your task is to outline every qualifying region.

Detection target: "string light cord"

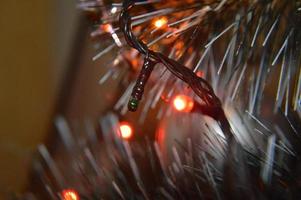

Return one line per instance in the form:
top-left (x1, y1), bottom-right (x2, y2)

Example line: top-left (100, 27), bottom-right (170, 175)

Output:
top-left (120, 0), bottom-right (233, 139)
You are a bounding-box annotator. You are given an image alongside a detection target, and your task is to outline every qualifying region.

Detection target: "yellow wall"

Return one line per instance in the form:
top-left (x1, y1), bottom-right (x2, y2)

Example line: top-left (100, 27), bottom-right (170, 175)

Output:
top-left (0, 0), bottom-right (78, 198)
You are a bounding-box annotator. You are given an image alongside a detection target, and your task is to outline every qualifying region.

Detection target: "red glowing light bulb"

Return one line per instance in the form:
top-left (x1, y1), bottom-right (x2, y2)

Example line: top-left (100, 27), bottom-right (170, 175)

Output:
top-left (119, 122), bottom-right (133, 139)
top-left (173, 95), bottom-right (194, 112)
top-left (196, 71), bottom-right (204, 78)
top-left (61, 189), bottom-right (79, 200)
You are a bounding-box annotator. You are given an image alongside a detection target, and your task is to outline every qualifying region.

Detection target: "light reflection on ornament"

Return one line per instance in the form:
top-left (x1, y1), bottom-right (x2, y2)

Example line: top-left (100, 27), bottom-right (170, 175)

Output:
top-left (173, 95), bottom-right (194, 112)
top-left (61, 189), bottom-right (79, 200)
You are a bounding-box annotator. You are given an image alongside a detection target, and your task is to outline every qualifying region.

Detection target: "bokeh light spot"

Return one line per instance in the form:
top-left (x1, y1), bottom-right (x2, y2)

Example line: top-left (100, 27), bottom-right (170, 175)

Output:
top-left (61, 189), bottom-right (79, 200)
top-left (173, 95), bottom-right (194, 112)
top-left (119, 122), bottom-right (133, 139)
top-left (154, 17), bottom-right (168, 28)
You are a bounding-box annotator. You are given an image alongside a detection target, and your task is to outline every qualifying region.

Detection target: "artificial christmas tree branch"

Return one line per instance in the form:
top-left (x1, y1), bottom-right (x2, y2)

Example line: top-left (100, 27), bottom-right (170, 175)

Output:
top-left (120, 0), bottom-right (233, 139)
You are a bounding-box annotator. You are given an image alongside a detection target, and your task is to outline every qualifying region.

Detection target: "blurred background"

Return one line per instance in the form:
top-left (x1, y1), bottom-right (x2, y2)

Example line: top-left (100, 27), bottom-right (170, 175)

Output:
top-left (0, 1), bottom-right (150, 198)
top-left (0, 0), bottom-right (85, 198)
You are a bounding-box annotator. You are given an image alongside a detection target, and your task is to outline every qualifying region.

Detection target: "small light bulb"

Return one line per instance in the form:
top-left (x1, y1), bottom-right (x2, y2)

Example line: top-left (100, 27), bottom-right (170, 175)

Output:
top-left (196, 71), bottom-right (204, 78)
top-left (173, 95), bottom-right (194, 112)
top-left (61, 189), bottom-right (79, 200)
top-left (111, 7), bottom-right (117, 14)
top-left (154, 17), bottom-right (167, 28)
top-left (101, 24), bottom-right (113, 33)
top-left (119, 122), bottom-right (133, 139)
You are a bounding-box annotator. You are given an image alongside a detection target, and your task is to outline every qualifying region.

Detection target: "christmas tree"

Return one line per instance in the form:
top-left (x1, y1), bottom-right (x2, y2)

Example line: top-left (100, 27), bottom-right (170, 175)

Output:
top-left (24, 0), bottom-right (301, 199)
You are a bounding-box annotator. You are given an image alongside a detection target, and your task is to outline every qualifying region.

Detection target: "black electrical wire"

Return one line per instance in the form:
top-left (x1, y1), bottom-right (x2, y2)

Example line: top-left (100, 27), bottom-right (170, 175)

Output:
top-left (119, 0), bottom-right (233, 139)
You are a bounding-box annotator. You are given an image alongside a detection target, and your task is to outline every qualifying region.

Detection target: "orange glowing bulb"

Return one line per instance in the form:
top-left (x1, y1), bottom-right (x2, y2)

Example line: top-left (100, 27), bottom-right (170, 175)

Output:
top-left (173, 95), bottom-right (194, 112)
top-left (61, 189), bottom-right (79, 200)
top-left (119, 122), bottom-right (133, 139)
top-left (196, 71), bottom-right (204, 78)
top-left (101, 24), bottom-right (113, 33)
top-left (154, 17), bottom-right (167, 28)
